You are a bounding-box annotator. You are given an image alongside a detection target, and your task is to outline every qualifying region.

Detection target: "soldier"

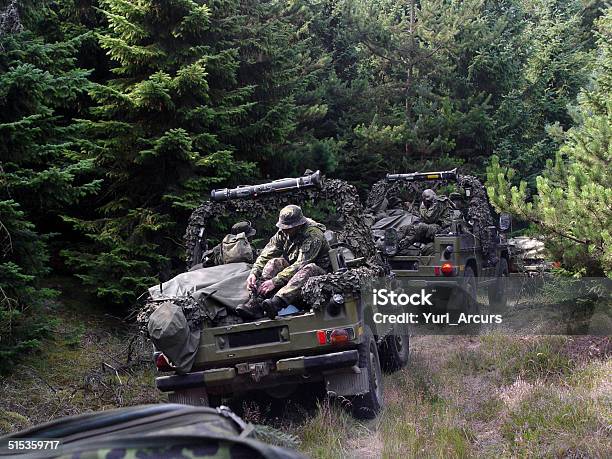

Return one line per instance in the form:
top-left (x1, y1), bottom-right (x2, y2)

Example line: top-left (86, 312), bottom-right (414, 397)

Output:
top-left (236, 205), bottom-right (330, 320)
top-left (398, 189), bottom-right (455, 249)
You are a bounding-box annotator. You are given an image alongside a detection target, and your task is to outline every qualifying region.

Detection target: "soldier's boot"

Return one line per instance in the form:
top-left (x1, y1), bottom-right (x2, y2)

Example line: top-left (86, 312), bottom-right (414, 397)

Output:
top-left (235, 297), bottom-right (264, 320)
top-left (262, 295), bottom-right (287, 320)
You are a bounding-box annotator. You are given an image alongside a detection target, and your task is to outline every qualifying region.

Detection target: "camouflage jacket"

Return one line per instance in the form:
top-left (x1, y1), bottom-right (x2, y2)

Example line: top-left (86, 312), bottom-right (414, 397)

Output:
top-left (251, 219), bottom-right (331, 286)
top-left (419, 198), bottom-right (454, 225)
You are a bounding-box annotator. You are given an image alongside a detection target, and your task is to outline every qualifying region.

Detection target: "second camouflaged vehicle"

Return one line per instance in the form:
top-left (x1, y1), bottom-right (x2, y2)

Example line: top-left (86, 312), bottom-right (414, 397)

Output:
top-left (366, 169), bottom-right (511, 315)
top-left (139, 171), bottom-right (409, 420)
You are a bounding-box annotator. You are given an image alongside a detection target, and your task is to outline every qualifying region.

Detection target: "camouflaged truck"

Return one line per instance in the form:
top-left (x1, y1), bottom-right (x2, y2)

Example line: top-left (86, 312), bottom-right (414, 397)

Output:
top-left (144, 172), bottom-right (409, 420)
top-left (366, 169), bottom-right (511, 315)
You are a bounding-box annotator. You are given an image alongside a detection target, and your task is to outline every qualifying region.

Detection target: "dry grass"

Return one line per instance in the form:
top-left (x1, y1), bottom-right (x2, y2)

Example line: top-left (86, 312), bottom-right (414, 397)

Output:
top-left (0, 285), bottom-right (163, 435)
top-left (295, 335), bottom-right (612, 459)
top-left (1, 281), bottom-right (610, 458)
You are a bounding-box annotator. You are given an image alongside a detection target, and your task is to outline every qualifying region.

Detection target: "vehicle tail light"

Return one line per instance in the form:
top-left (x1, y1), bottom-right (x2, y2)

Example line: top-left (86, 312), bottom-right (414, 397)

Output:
top-left (434, 266), bottom-right (441, 276)
top-left (316, 330), bottom-right (327, 345)
top-left (330, 329), bottom-right (349, 345)
top-left (155, 353), bottom-right (174, 371)
top-left (441, 262), bottom-right (455, 276)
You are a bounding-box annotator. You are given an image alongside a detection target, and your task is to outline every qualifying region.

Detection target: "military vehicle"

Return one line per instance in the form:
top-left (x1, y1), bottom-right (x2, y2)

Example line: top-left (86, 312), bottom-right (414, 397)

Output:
top-left (140, 171), bottom-right (409, 420)
top-left (366, 169), bottom-right (511, 315)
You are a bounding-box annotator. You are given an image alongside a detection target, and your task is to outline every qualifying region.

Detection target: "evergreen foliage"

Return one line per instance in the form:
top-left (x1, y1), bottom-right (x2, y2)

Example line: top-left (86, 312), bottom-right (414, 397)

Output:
top-left (62, 0), bottom-right (255, 304)
top-left (234, 0), bottom-right (340, 177)
top-left (0, 0), bottom-right (97, 370)
top-left (0, 0), bottom-right (607, 326)
top-left (486, 8), bottom-right (612, 276)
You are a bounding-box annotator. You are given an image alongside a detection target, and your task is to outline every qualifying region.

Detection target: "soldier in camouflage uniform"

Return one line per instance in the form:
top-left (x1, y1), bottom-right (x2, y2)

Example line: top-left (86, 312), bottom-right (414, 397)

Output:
top-left (236, 205), bottom-right (331, 320)
top-left (398, 189), bottom-right (455, 250)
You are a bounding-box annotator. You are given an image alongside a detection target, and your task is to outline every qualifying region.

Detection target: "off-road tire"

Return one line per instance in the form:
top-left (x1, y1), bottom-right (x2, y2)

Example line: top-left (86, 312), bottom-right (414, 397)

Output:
top-left (379, 333), bottom-right (410, 372)
top-left (488, 257), bottom-right (509, 311)
top-left (463, 266), bottom-right (479, 315)
top-left (449, 266), bottom-right (479, 314)
top-left (350, 325), bottom-right (383, 420)
top-left (447, 266), bottom-right (480, 332)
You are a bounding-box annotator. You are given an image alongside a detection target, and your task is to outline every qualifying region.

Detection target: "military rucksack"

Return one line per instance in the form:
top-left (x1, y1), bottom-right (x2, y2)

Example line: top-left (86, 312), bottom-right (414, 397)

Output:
top-left (221, 232), bottom-right (254, 264)
top-left (0, 404), bottom-right (305, 458)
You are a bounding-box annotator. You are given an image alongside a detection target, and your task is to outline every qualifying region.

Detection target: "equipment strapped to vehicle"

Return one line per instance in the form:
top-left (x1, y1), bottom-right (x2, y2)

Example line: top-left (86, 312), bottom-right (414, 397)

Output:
top-left (387, 168), bottom-right (458, 182)
top-left (210, 169), bottom-right (322, 201)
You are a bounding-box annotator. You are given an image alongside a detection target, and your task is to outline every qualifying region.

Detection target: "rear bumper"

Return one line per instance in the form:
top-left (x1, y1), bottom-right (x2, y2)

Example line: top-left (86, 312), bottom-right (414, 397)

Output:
top-left (156, 349), bottom-right (359, 392)
top-left (403, 279), bottom-right (459, 289)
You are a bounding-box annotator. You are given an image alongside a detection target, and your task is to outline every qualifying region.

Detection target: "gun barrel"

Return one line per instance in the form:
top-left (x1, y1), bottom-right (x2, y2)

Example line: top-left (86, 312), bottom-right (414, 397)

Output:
top-left (387, 168), bottom-right (458, 182)
top-left (210, 170), bottom-right (322, 202)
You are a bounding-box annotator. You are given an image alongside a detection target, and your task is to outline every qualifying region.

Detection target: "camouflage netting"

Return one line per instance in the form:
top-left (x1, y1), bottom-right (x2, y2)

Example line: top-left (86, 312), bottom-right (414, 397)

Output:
top-left (302, 266), bottom-right (381, 310)
top-left (138, 177), bottom-right (386, 330)
top-left (366, 174), bottom-right (494, 228)
top-left (137, 296), bottom-right (207, 333)
top-left (185, 178), bottom-right (380, 268)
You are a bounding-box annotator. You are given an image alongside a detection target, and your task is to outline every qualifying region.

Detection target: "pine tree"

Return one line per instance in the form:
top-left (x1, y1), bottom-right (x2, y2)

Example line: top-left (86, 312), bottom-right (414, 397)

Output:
top-left (486, 9), bottom-right (612, 276)
top-left (494, 0), bottom-right (593, 183)
top-left (327, 0), bottom-right (530, 187)
top-left (63, 0), bottom-right (254, 305)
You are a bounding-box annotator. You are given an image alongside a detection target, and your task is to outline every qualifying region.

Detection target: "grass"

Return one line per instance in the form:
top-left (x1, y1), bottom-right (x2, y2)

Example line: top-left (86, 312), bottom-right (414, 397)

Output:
top-left (1, 279), bottom-right (610, 458)
top-left (293, 335), bottom-right (611, 458)
top-left (0, 277), bottom-right (163, 435)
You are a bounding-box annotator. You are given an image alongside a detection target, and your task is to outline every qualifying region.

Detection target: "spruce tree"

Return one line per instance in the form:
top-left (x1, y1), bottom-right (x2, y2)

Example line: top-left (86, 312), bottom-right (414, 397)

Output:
top-left (234, 0), bottom-right (339, 177)
top-left (64, 0), bottom-right (254, 305)
top-left (329, 0), bottom-right (529, 185)
top-left (0, 0), bottom-right (97, 370)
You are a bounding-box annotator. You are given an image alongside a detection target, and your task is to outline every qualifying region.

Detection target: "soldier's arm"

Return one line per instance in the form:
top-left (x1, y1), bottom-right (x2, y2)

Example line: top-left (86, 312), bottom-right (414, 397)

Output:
top-left (272, 234), bottom-right (323, 287)
top-left (250, 233), bottom-right (283, 277)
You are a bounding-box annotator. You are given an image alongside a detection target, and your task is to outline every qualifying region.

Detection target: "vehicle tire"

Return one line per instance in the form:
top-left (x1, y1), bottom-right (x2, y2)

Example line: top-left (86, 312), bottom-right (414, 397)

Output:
top-left (168, 387), bottom-right (210, 406)
top-left (488, 257), bottom-right (509, 312)
top-left (448, 266), bottom-right (479, 316)
top-left (379, 333), bottom-right (410, 373)
top-left (463, 266), bottom-right (479, 315)
top-left (350, 325), bottom-right (383, 420)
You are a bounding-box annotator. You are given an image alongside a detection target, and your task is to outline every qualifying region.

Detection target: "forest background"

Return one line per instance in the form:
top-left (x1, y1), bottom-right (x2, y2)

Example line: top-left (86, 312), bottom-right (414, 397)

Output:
top-left (1, 0), bottom-right (610, 370)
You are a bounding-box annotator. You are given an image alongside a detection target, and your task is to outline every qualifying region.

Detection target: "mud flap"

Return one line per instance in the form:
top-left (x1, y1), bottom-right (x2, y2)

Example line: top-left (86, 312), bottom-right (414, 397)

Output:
top-left (324, 368), bottom-right (369, 397)
top-left (168, 387), bottom-right (209, 406)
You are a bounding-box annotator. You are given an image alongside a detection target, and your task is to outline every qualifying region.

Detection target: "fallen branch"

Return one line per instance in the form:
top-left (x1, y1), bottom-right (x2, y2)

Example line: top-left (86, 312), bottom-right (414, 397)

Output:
top-left (103, 362), bottom-right (123, 385)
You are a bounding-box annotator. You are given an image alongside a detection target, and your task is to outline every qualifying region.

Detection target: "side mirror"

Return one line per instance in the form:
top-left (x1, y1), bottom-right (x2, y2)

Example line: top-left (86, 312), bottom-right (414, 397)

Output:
top-left (499, 213), bottom-right (512, 232)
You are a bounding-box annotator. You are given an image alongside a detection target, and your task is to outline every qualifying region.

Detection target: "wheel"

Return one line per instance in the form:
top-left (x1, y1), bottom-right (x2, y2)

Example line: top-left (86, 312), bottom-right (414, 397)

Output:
top-left (379, 333), bottom-right (410, 372)
top-left (350, 325), bottom-right (384, 420)
top-left (448, 266), bottom-right (479, 315)
top-left (463, 266), bottom-right (479, 315)
top-left (488, 257), bottom-right (509, 311)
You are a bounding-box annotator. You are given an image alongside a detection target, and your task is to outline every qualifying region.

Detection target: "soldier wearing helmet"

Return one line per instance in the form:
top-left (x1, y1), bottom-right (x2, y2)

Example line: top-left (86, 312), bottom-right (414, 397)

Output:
top-left (236, 205), bottom-right (330, 320)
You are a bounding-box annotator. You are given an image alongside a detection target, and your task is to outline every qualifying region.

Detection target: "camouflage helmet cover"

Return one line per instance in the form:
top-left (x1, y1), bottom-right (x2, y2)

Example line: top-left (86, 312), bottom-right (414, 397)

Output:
top-left (276, 205), bottom-right (308, 229)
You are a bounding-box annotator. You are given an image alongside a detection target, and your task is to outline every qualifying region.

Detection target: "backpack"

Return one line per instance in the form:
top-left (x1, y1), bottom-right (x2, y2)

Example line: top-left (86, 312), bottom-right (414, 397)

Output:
top-left (4, 404), bottom-right (305, 459)
top-left (221, 232), bottom-right (254, 264)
